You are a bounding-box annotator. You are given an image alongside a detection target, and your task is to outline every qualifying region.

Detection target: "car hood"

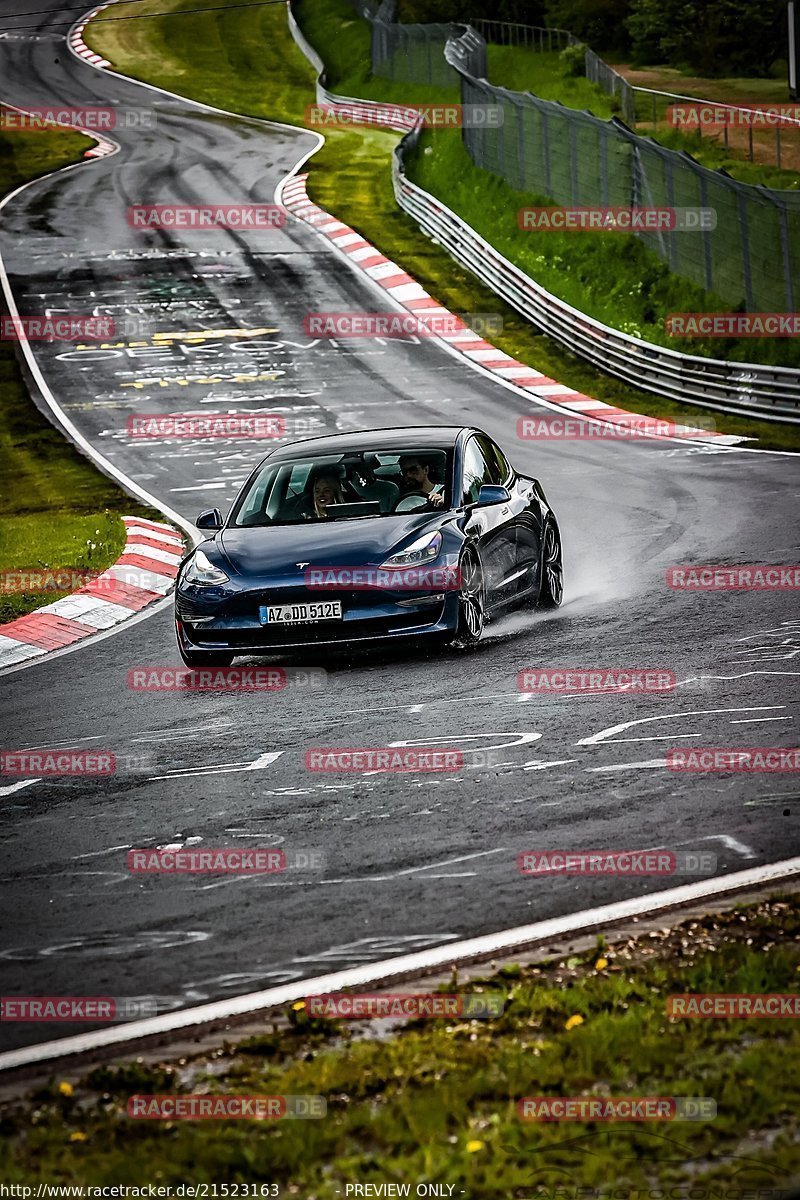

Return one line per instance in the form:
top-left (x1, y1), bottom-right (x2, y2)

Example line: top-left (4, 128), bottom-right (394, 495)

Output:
top-left (215, 512), bottom-right (445, 577)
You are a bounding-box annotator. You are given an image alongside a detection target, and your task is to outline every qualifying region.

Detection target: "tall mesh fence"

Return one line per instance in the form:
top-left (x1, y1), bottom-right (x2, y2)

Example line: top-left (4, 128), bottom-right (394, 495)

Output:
top-left (584, 48), bottom-right (636, 127)
top-left (371, 16), bottom-right (468, 88)
top-left (359, 7), bottom-right (799, 310)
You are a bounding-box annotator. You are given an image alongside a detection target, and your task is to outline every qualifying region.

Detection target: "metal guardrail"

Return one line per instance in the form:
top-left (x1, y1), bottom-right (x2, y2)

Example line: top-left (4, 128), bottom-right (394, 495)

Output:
top-left (286, 6), bottom-right (800, 423)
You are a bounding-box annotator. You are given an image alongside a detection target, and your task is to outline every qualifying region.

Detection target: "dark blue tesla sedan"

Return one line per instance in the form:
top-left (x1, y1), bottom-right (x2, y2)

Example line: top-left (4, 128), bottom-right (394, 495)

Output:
top-left (174, 426), bottom-right (563, 665)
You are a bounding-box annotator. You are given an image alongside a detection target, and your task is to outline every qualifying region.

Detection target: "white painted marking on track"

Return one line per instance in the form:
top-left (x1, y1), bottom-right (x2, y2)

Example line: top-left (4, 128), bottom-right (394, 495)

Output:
top-left (730, 717), bottom-right (793, 724)
top-left (150, 751), bottom-right (283, 780)
top-left (578, 708), bottom-right (785, 746)
top-left (700, 835), bottom-right (756, 859)
top-left (521, 759), bottom-right (577, 771)
top-left (0, 779), bottom-right (40, 797)
top-left (586, 759), bottom-right (669, 772)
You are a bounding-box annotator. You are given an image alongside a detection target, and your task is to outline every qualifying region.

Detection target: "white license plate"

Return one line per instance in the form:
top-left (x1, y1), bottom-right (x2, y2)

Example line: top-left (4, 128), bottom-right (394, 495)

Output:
top-left (260, 601), bottom-right (343, 625)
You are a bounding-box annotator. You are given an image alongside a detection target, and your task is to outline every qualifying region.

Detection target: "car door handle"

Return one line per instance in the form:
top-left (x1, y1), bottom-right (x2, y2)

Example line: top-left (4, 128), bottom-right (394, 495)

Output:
top-left (501, 506), bottom-right (510, 515)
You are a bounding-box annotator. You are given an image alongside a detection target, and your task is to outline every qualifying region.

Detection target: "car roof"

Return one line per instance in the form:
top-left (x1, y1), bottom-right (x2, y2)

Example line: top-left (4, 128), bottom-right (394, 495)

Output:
top-left (265, 426), bottom-right (471, 461)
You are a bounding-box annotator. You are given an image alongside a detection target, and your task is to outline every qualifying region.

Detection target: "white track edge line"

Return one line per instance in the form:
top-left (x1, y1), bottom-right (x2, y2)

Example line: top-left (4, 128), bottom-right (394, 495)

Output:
top-left (1, 856), bottom-right (798, 1072)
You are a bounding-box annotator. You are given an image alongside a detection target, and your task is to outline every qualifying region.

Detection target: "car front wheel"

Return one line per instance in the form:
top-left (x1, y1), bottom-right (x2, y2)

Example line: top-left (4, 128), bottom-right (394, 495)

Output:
top-left (452, 548), bottom-right (485, 648)
top-left (538, 521), bottom-right (563, 609)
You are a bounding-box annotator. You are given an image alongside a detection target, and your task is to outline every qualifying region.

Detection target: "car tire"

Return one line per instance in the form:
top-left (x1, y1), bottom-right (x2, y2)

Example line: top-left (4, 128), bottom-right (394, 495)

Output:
top-left (452, 547), bottom-right (486, 649)
top-left (538, 521), bottom-right (563, 609)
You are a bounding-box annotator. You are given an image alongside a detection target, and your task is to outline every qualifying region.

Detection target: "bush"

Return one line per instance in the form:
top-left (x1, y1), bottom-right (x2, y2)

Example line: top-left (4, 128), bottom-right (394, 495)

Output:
top-left (559, 42), bottom-right (586, 75)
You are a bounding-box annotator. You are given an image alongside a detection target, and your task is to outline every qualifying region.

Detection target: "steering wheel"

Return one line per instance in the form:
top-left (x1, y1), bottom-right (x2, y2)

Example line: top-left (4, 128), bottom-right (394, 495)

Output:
top-left (394, 492), bottom-right (431, 513)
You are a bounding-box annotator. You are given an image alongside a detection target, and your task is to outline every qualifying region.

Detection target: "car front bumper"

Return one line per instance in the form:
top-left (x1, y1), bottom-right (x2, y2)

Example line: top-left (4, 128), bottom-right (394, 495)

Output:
top-left (175, 577), bottom-right (461, 652)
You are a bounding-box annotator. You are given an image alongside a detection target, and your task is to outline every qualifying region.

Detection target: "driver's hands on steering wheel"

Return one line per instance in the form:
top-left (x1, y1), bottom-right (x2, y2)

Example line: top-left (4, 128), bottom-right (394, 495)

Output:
top-left (394, 490), bottom-right (444, 514)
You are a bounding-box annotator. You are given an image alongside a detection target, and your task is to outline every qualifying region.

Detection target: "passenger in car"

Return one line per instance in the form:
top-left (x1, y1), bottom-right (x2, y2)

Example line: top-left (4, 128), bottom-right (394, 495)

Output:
top-left (287, 471), bottom-right (345, 520)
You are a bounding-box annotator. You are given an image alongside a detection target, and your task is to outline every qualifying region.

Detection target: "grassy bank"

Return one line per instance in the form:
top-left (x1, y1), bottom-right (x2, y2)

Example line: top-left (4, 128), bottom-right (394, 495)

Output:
top-left (1, 895), bottom-right (798, 1190)
top-left (84, 0), bottom-right (799, 450)
top-left (0, 120), bottom-right (147, 622)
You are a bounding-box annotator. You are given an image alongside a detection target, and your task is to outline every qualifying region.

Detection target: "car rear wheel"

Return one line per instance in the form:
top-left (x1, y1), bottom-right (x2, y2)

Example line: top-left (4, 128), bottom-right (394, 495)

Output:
top-left (538, 521), bottom-right (563, 609)
top-left (176, 623), bottom-right (234, 667)
top-left (452, 548), bottom-right (485, 648)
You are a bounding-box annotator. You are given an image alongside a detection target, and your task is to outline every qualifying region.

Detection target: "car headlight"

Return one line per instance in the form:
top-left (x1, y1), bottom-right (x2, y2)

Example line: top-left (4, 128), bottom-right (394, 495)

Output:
top-left (182, 549), bottom-right (229, 586)
top-left (380, 530), bottom-right (442, 569)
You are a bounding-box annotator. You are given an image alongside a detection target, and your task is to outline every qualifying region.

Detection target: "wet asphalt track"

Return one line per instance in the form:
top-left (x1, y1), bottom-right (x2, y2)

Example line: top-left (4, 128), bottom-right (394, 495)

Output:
top-left (0, 0), bottom-right (799, 1053)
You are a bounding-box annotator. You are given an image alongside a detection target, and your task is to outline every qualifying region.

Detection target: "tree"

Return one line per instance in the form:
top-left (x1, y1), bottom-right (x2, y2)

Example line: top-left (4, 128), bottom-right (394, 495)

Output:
top-left (545, 0), bottom-right (633, 53)
top-left (627, 0), bottom-right (785, 76)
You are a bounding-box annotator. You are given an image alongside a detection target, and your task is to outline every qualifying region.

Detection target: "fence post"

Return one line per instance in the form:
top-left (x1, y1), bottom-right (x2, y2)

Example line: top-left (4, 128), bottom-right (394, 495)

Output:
top-left (698, 175), bottom-right (714, 294)
top-left (664, 155), bottom-right (678, 271)
top-left (541, 102), bottom-right (551, 197)
top-left (512, 95), bottom-right (527, 192)
top-left (736, 190), bottom-right (755, 311)
top-left (599, 125), bottom-right (609, 207)
top-left (779, 200), bottom-right (795, 311)
top-left (570, 117), bottom-right (579, 204)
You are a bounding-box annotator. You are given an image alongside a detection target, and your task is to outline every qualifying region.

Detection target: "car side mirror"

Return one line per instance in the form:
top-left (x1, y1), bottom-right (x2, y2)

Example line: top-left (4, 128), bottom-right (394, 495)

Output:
top-left (476, 484), bottom-right (510, 507)
top-left (196, 508), bottom-right (223, 530)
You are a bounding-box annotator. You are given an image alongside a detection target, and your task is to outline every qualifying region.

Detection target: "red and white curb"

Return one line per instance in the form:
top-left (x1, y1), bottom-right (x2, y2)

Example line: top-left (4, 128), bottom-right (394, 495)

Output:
top-left (280, 171), bottom-right (742, 446)
top-left (0, 518), bottom-right (184, 670)
top-left (68, 1), bottom-right (112, 70)
top-left (65, 2), bottom-right (117, 158)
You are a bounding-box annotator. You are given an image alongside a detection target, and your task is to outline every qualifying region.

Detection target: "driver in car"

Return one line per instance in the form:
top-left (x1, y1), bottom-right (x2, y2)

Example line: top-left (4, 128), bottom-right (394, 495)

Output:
top-left (397, 455), bottom-right (444, 509)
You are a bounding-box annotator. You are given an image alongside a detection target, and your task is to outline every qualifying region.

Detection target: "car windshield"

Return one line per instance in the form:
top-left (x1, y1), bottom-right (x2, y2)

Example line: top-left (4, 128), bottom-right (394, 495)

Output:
top-left (229, 447), bottom-right (452, 526)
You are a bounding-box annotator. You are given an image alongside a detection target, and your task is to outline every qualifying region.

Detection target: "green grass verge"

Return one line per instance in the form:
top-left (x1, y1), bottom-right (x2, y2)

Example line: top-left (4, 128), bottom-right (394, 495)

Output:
top-left (84, 0), bottom-right (800, 452)
top-left (0, 119), bottom-right (159, 623)
top-left (1, 896), bottom-right (798, 1190)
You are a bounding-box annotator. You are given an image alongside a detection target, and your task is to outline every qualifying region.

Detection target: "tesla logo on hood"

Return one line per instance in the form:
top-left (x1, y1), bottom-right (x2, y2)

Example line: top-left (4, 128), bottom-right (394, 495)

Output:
top-left (296, 562), bottom-right (310, 569)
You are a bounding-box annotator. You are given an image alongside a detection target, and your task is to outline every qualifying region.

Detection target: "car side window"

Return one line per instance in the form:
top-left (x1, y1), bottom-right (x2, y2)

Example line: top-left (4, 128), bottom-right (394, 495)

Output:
top-left (461, 437), bottom-right (491, 505)
top-left (476, 435), bottom-right (509, 485)
top-left (484, 437), bottom-right (512, 484)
